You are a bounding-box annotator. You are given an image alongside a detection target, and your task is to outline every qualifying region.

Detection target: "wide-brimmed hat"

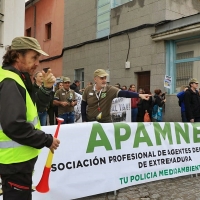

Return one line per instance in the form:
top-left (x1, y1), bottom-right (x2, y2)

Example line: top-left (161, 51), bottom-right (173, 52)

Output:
top-left (11, 36), bottom-right (49, 56)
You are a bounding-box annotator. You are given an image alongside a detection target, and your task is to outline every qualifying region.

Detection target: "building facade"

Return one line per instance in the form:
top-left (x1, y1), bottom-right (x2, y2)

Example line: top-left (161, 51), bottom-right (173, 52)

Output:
top-left (25, 0), bottom-right (64, 77)
top-left (0, 0), bottom-right (25, 65)
top-left (63, 0), bottom-right (200, 121)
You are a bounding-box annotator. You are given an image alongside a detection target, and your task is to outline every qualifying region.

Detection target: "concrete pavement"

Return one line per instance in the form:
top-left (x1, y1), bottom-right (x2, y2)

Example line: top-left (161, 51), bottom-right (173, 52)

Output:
top-left (79, 175), bottom-right (200, 200)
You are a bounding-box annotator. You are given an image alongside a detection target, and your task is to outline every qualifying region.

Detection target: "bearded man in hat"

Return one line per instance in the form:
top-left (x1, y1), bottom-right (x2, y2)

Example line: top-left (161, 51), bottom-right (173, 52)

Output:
top-left (185, 78), bottom-right (200, 122)
top-left (81, 69), bottom-right (150, 123)
top-left (0, 36), bottom-right (60, 200)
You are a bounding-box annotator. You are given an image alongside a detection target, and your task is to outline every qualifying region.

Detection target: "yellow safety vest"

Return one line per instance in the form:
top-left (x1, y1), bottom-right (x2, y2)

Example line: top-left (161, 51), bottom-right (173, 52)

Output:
top-left (0, 67), bottom-right (41, 164)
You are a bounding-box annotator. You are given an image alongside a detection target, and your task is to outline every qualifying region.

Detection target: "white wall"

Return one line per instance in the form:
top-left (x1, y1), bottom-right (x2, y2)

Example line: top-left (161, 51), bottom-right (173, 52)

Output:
top-left (0, 0), bottom-right (25, 65)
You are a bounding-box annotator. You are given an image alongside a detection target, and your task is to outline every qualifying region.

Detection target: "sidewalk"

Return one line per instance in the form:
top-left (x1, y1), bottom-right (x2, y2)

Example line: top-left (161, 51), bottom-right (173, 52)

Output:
top-left (80, 175), bottom-right (200, 200)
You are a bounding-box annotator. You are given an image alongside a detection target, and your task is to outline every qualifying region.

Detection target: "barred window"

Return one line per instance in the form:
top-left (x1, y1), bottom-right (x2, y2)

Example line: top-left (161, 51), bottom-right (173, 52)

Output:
top-left (176, 51), bottom-right (193, 90)
top-left (174, 38), bottom-right (200, 92)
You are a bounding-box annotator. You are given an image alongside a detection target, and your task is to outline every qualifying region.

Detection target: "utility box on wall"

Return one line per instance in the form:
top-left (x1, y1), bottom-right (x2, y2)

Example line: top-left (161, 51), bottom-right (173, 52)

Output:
top-left (125, 61), bottom-right (130, 69)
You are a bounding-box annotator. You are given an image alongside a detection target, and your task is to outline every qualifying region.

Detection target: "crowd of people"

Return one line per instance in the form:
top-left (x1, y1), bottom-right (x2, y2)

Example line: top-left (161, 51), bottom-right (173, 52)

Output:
top-left (113, 83), bottom-right (166, 122)
top-left (33, 70), bottom-right (200, 126)
top-left (37, 69), bottom-right (151, 125)
top-left (33, 75), bottom-right (94, 125)
top-left (34, 72), bottom-right (167, 125)
top-left (117, 78), bottom-right (200, 123)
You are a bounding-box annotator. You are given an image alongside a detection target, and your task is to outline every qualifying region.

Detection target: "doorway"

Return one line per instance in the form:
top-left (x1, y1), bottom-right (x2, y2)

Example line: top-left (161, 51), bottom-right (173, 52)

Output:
top-left (137, 71), bottom-right (150, 92)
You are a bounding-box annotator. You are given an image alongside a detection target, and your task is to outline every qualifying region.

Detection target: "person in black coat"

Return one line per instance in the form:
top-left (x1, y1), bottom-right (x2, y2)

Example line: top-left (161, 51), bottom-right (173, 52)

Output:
top-left (184, 78), bottom-right (200, 122)
top-left (70, 80), bottom-right (81, 94)
top-left (152, 89), bottom-right (166, 122)
top-left (137, 88), bottom-right (153, 122)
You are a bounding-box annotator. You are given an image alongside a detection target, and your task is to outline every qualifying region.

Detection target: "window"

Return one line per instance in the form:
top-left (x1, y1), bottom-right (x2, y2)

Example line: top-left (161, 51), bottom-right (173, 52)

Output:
top-left (111, 0), bottom-right (132, 8)
top-left (45, 22), bottom-right (51, 40)
top-left (75, 68), bottom-right (84, 89)
top-left (166, 37), bottom-right (200, 93)
top-left (96, 0), bottom-right (133, 38)
top-left (176, 51), bottom-right (193, 89)
top-left (26, 28), bottom-right (31, 37)
top-left (97, 0), bottom-right (110, 38)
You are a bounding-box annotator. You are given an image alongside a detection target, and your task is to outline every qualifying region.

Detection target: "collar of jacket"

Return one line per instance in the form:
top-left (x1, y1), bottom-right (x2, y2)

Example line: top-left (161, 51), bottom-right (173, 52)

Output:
top-left (2, 65), bottom-right (33, 93)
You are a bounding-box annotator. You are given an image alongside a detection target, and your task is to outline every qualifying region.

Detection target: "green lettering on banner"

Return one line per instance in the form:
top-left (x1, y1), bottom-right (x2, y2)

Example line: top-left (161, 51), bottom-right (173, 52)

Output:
top-left (159, 170), bottom-right (164, 176)
top-left (192, 123), bottom-right (200, 143)
top-left (159, 165), bottom-right (200, 177)
top-left (153, 172), bottom-right (157, 178)
top-left (181, 167), bottom-right (185, 172)
top-left (133, 123), bottom-right (153, 148)
top-left (169, 169), bottom-right (173, 175)
top-left (186, 167), bottom-right (189, 172)
top-left (130, 176), bottom-right (134, 182)
top-left (114, 123), bottom-right (131, 149)
top-left (86, 123), bottom-right (112, 153)
top-left (178, 168), bottom-right (181, 173)
top-left (174, 123), bottom-right (190, 144)
top-left (192, 166), bottom-right (195, 171)
top-left (164, 169), bottom-right (168, 176)
top-left (154, 122), bottom-right (173, 145)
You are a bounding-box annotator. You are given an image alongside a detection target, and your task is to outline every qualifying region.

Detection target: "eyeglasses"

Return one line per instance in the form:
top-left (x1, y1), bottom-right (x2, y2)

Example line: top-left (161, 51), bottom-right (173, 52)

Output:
top-left (63, 82), bottom-right (70, 84)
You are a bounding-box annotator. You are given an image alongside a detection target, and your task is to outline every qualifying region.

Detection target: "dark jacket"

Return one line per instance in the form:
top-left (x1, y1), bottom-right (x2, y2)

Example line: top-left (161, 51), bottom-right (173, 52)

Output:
top-left (153, 94), bottom-right (165, 107)
top-left (184, 88), bottom-right (200, 121)
top-left (137, 97), bottom-right (153, 122)
top-left (33, 82), bottom-right (52, 112)
top-left (143, 96), bottom-right (153, 114)
top-left (70, 82), bottom-right (81, 94)
top-left (0, 65), bottom-right (53, 174)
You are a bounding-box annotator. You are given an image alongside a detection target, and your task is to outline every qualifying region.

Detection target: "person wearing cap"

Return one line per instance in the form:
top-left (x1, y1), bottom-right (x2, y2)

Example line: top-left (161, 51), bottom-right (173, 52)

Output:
top-left (184, 78), bottom-right (200, 122)
top-left (0, 36), bottom-right (60, 200)
top-left (81, 69), bottom-right (150, 123)
top-left (53, 77), bottom-right (77, 124)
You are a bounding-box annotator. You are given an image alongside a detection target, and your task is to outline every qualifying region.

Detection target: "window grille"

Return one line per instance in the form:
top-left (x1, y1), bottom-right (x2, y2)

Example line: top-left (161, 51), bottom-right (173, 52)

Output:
top-left (176, 51), bottom-right (194, 88)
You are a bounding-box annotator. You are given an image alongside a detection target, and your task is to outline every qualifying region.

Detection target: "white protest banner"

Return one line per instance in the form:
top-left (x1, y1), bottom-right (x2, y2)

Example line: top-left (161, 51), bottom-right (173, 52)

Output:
top-left (25, 122), bottom-right (200, 200)
top-left (0, 96), bottom-right (131, 198)
top-left (111, 98), bottom-right (131, 122)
